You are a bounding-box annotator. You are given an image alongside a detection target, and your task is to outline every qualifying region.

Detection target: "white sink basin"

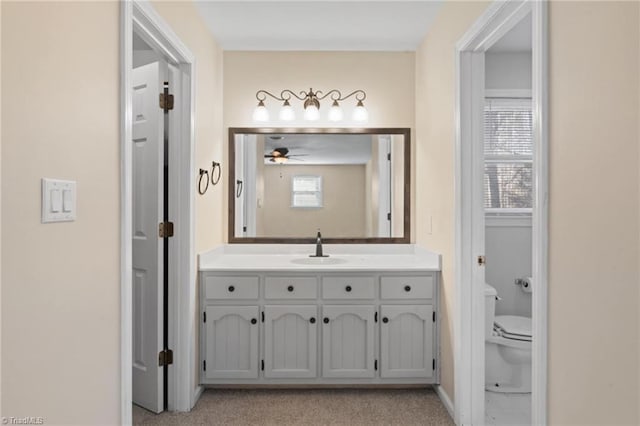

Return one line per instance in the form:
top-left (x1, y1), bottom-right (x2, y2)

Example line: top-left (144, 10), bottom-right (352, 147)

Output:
top-left (290, 257), bottom-right (348, 265)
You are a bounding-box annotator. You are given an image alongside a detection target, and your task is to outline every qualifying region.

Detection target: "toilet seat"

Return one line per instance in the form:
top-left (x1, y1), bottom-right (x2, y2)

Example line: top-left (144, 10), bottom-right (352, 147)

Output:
top-left (494, 315), bottom-right (532, 342)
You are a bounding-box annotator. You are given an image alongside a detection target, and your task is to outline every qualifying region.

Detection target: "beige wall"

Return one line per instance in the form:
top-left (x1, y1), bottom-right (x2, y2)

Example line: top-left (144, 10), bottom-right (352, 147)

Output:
top-left (1, 1), bottom-right (224, 423)
top-left (414, 0), bottom-right (491, 400)
top-left (260, 165), bottom-right (366, 238)
top-left (223, 51), bottom-right (415, 241)
top-left (151, 1), bottom-right (224, 254)
top-left (548, 2), bottom-right (639, 424)
top-left (416, 0), bottom-right (640, 423)
top-left (1, 2), bottom-right (121, 423)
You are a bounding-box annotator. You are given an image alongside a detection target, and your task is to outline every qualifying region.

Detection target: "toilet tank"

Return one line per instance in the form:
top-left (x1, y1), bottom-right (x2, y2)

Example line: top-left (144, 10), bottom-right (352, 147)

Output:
top-left (484, 283), bottom-right (497, 338)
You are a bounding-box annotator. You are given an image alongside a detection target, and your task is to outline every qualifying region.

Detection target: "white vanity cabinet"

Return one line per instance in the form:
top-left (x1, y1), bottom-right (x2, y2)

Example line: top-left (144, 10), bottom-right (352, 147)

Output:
top-left (263, 304), bottom-right (318, 378)
top-left (321, 305), bottom-right (376, 378)
top-left (203, 305), bottom-right (260, 380)
top-left (201, 273), bottom-right (261, 380)
top-left (200, 270), bottom-right (439, 386)
top-left (380, 305), bottom-right (433, 378)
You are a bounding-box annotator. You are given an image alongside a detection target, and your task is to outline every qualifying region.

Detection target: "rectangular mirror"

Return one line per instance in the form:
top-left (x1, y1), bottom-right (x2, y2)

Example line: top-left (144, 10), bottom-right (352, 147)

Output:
top-left (229, 128), bottom-right (410, 243)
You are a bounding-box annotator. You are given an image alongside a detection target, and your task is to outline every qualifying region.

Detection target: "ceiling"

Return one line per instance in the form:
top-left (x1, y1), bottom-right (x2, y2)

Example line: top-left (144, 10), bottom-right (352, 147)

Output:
top-left (194, 1), bottom-right (444, 51)
top-left (263, 134), bottom-right (373, 165)
top-left (489, 13), bottom-right (532, 53)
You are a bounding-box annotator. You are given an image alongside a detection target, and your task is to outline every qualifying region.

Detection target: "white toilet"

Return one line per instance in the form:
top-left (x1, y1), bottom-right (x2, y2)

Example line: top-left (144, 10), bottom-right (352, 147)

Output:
top-left (484, 283), bottom-right (532, 393)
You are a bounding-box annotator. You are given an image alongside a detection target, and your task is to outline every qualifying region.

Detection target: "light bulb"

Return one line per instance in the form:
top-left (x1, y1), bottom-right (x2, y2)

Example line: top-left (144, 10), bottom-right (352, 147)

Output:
top-left (352, 100), bottom-right (369, 122)
top-left (278, 100), bottom-right (295, 121)
top-left (252, 100), bottom-right (269, 122)
top-left (328, 100), bottom-right (343, 122)
top-left (304, 104), bottom-right (320, 121)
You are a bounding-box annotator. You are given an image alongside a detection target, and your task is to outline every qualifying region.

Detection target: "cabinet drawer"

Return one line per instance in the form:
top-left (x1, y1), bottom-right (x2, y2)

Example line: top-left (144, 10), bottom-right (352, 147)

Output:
top-left (265, 276), bottom-right (317, 299)
top-left (204, 275), bottom-right (259, 300)
top-left (322, 276), bottom-right (375, 299)
top-left (380, 275), bottom-right (433, 300)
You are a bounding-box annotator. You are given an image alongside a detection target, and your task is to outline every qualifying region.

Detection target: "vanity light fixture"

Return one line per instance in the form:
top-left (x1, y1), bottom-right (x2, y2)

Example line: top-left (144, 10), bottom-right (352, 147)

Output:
top-left (252, 99), bottom-right (269, 122)
top-left (278, 99), bottom-right (295, 121)
top-left (253, 88), bottom-right (368, 123)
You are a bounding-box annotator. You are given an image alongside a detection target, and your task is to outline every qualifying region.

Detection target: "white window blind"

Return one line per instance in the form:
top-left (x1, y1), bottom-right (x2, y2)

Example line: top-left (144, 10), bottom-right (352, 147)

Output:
top-left (484, 97), bottom-right (533, 212)
top-left (291, 175), bottom-right (323, 208)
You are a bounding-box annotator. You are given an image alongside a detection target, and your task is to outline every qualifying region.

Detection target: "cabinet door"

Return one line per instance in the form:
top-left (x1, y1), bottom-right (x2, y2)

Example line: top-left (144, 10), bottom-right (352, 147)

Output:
top-left (380, 305), bottom-right (433, 378)
top-left (264, 305), bottom-right (317, 378)
top-left (204, 305), bottom-right (259, 379)
top-left (322, 305), bottom-right (375, 378)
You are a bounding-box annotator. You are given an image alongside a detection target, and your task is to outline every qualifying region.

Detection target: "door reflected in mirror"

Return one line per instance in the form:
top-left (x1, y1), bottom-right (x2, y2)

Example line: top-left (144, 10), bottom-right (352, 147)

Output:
top-left (229, 128), bottom-right (410, 243)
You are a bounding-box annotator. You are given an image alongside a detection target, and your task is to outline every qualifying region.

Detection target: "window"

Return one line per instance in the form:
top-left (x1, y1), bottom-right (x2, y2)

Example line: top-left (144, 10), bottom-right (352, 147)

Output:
top-left (291, 175), bottom-right (323, 208)
top-left (484, 97), bottom-right (532, 214)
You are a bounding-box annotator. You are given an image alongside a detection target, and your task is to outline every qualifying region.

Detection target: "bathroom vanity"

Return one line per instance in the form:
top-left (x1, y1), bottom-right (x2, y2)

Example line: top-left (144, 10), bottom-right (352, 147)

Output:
top-left (198, 244), bottom-right (441, 386)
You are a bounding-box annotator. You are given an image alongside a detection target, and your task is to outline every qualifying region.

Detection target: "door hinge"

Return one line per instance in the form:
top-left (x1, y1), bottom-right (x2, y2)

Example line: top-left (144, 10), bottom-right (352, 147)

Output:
top-left (159, 82), bottom-right (174, 111)
top-left (374, 311), bottom-right (378, 323)
top-left (374, 360), bottom-right (378, 371)
top-left (387, 212), bottom-right (391, 221)
top-left (261, 311), bottom-right (265, 323)
top-left (433, 311), bottom-right (436, 322)
top-left (261, 360), bottom-right (264, 371)
top-left (243, 226), bottom-right (247, 233)
top-left (387, 153), bottom-right (391, 161)
top-left (203, 311), bottom-right (206, 323)
top-left (159, 221), bottom-right (174, 238)
top-left (433, 359), bottom-right (436, 370)
top-left (477, 255), bottom-right (486, 266)
top-left (203, 360), bottom-right (206, 371)
top-left (158, 349), bottom-right (173, 367)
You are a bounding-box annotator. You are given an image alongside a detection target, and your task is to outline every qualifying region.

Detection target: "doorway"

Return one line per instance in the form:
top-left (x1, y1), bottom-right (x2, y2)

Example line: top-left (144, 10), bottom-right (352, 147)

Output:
top-left (454, 1), bottom-right (548, 425)
top-left (121, 1), bottom-right (197, 424)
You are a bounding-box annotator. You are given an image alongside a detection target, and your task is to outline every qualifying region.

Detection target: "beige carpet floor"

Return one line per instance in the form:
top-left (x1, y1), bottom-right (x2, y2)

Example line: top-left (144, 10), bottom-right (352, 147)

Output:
top-left (133, 388), bottom-right (454, 425)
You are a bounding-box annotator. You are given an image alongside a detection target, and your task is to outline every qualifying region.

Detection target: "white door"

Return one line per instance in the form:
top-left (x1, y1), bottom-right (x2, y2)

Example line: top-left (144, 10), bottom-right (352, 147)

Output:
top-left (204, 305), bottom-right (260, 380)
top-left (322, 305), bottom-right (375, 378)
top-left (264, 305), bottom-right (317, 378)
top-left (380, 305), bottom-right (433, 378)
top-left (234, 134), bottom-right (245, 237)
top-left (377, 135), bottom-right (392, 237)
top-left (132, 60), bottom-right (166, 413)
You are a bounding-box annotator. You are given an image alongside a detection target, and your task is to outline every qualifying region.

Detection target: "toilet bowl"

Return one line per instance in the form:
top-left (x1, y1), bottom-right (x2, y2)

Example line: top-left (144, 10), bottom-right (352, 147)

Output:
top-left (484, 284), bottom-right (532, 393)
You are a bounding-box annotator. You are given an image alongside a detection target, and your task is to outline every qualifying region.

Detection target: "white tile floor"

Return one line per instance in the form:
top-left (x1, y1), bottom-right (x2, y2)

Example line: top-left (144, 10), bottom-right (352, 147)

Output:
top-left (485, 391), bottom-right (531, 425)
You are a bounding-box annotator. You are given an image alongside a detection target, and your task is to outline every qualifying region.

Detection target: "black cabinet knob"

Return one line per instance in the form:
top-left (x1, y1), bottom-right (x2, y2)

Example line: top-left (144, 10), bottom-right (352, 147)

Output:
top-left (228, 285), bottom-right (235, 292)
top-left (251, 318), bottom-right (257, 325)
top-left (382, 317), bottom-right (389, 323)
top-left (323, 317), bottom-right (330, 324)
top-left (404, 285), bottom-right (411, 292)
top-left (310, 317), bottom-right (316, 324)
top-left (345, 285), bottom-right (352, 292)
top-left (287, 285), bottom-right (294, 292)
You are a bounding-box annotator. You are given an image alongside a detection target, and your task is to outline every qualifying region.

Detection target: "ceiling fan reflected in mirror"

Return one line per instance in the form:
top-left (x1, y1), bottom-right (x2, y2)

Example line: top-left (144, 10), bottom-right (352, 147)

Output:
top-left (264, 147), bottom-right (309, 163)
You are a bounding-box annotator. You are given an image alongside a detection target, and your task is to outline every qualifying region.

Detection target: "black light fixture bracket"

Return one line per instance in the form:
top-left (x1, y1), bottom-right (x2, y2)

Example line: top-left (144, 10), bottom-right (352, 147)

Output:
top-left (255, 88), bottom-right (366, 109)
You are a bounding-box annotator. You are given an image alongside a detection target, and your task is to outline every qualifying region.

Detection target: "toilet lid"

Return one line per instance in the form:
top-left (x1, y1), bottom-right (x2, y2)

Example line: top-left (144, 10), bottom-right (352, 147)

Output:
top-left (494, 315), bottom-right (532, 339)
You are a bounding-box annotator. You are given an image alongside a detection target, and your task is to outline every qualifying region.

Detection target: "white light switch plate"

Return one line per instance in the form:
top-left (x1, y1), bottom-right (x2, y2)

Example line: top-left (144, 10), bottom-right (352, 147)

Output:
top-left (42, 178), bottom-right (76, 223)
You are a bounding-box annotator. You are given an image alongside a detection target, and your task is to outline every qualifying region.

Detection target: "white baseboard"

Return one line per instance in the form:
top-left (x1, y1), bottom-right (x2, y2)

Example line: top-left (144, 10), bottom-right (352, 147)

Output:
top-left (434, 385), bottom-right (455, 423)
top-left (191, 385), bottom-right (204, 410)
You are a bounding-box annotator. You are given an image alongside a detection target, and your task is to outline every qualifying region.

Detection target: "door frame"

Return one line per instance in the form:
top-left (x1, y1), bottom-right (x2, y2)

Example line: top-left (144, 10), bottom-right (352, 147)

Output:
top-left (121, 1), bottom-right (197, 423)
top-left (454, 1), bottom-right (548, 425)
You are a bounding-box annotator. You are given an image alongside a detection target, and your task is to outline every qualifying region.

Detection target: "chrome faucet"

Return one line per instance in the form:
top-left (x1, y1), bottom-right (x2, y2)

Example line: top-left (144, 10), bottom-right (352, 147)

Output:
top-left (310, 230), bottom-right (329, 258)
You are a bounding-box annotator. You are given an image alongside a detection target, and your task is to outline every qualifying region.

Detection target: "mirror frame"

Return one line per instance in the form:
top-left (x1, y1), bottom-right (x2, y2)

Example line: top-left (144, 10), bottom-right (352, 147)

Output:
top-left (228, 127), bottom-right (411, 244)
